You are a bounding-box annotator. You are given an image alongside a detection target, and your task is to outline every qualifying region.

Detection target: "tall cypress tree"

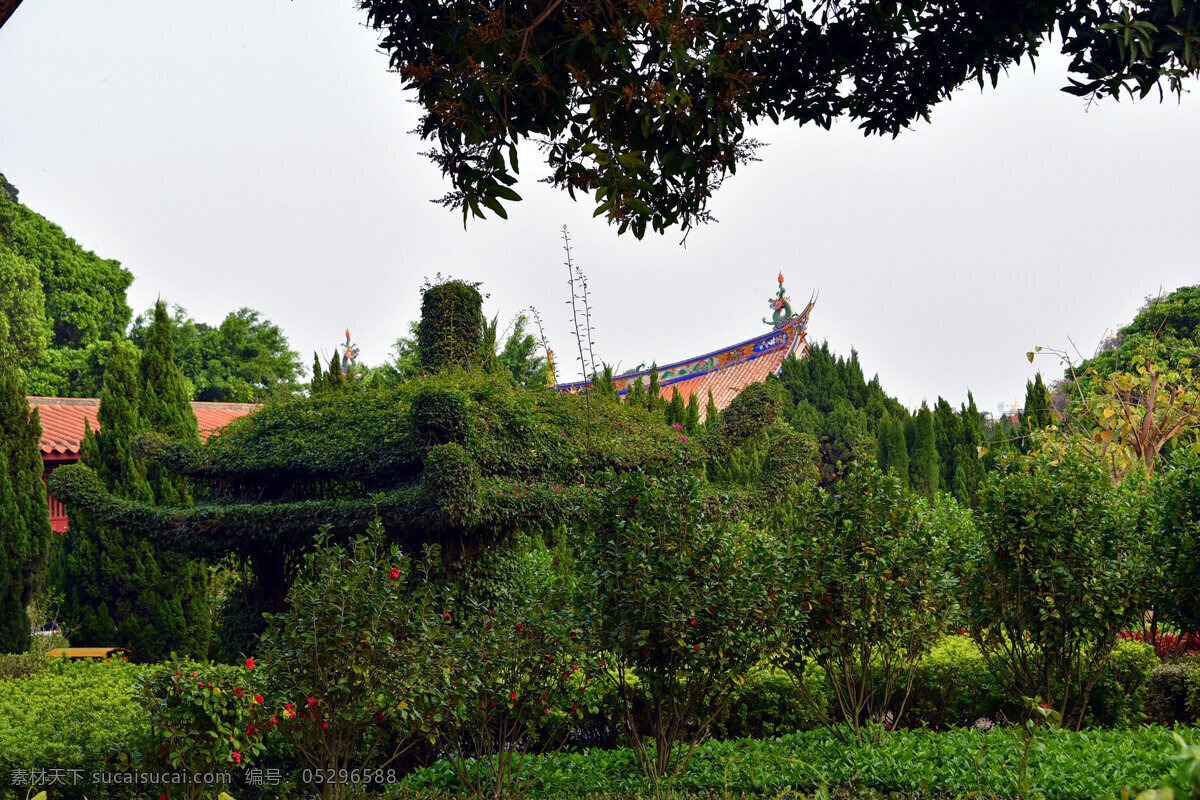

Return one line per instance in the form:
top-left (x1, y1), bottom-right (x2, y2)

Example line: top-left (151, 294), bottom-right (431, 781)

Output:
top-left (665, 386), bottom-right (685, 427)
top-left (138, 302), bottom-right (211, 657)
top-left (875, 413), bottom-right (910, 488)
top-left (933, 397), bottom-right (961, 492)
top-left (958, 393), bottom-right (984, 505)
top-left (58, 340), bottom-right (209, 660)
top-left (646, 365), bottom-right (662, 411)
top-left (684, 392), bottom-right (700, 434)
top-left (704, 390), bottom-right (720, 430)
top-left (908, 403), bottom-right (939, 498)
top-left (0, 365), bottom-right (54, 653)
top-left (624, 375), bottom-right (645, 407)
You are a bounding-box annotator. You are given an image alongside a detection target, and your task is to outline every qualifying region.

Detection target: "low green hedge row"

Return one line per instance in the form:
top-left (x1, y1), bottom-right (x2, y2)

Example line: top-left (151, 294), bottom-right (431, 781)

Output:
top-left (706, 636), bottom-right (1159, 739)
top-left (0, 660), bottom-right (147, 800)
top-left (392, 726), bottom-right (1200, 799)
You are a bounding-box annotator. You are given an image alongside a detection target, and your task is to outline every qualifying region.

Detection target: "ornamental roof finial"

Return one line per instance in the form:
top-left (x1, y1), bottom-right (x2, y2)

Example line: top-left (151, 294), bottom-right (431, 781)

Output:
top-left (764, 274), bottom-right (794, 329)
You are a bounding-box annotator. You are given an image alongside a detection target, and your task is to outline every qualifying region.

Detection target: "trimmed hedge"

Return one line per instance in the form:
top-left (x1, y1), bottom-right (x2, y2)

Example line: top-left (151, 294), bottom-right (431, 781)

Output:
top-left (392, 725), bottom-right (1199, 799)
top-left (0, 660), bottom-right (147, 799)
top-left (1147, 655), bottom-right (1200, 725)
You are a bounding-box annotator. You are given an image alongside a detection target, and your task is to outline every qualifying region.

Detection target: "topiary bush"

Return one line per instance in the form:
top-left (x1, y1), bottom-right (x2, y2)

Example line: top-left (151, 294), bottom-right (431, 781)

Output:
top-left (709, 664), bottom-right (829, 740)
top-left (412, 386), bottom-right (470, 449)
top-left (417, 281), bottom-right (486, 373)
top-left (423, 442), bottom-right (482, 529)
top-left (897, 635), bottom-right (1010, 729)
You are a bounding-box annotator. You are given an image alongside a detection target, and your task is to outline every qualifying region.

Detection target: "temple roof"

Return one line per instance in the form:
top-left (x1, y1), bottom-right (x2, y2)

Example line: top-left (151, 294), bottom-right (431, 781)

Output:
top-left (557, 297), bottom-right (814, 421)
top-left (29, 396), bottom-right (260, 458)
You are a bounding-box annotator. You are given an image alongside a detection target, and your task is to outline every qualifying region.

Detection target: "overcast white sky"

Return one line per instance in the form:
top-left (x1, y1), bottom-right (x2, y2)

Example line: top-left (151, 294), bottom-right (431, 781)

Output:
top-left (2, 1), bottom-right (1197, 415)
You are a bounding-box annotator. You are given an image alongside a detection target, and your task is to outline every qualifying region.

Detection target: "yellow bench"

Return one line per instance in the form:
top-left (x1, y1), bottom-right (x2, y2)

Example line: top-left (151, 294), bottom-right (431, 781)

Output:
top-left (45, 647), bottom-right (131, 661)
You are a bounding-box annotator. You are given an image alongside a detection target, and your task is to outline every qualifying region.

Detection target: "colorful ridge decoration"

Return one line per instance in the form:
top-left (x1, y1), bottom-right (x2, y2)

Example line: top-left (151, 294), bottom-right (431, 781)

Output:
top-left (558, 282), bottom-right (814, 421)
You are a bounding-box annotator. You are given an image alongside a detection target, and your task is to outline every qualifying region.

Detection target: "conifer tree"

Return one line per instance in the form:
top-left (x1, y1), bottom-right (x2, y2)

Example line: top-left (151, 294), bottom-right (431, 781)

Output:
top-left (646, 365), bottom-right (662, 411)
top-left (908, 403), bottom-right (939, 498)
top-left (665, 387), bottom-right (685, 427)
top-left (933, 397), bottom-right (961, 492)
top-left (0, 365), bottom-right (53, 653)
top-left (684, 392), bottom-right (700, 434)
top-left (875, 413), bottom-right (910, 488)
top-left (704, 390), bottom-right (720, 430)
top-left (1023, 373), bottom-right (1054, 429)
top-left (328, 353), bottom-right (345, 390)
top-left (311, 352), bottom-right (324, 395)
top-left (624, 375), bottom-right (644, 407)
top-left (137, 303), bottom-right (211, 656)
top-left (958, 393), bottom-right (985, 505)
top-left (139, 302), bottom-right (199, 504)
top-left (57, 341), bottom-right (209, 660)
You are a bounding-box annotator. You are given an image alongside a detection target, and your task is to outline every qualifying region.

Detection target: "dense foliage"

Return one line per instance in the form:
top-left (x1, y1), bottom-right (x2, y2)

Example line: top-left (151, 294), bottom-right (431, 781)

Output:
top-left (0, 660), bottom-right (147, 800)
top-left (586, 465), bottom-right (796, 780)
top-left (0, 365), bottom-right (53, 652)
top-left (395, 725), bottom-right (1200, 799)
top-left (55, 335), bottom-right (210, 661)
top-left (781, 463), bottom-right (966, 739)
top-left (361, 0), bottom-right (1200, 237)
top-left (256, 525), bottom-right (445, 800)
top-left (129, 304), bottom-right (303, 402)
top-left (965, 447), bottom-right (1152, 728)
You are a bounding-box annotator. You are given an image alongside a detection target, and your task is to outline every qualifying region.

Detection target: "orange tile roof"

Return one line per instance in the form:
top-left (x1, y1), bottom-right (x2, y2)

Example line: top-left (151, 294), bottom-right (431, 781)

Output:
top-left (557, 300), bottom-right (813, 422)
top-left (28, 397), bottom-right (261, 457)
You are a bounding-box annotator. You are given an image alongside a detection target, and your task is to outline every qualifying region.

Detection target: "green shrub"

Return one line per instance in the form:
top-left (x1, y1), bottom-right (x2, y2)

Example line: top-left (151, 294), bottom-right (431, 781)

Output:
top-left (709, 664), bottom-right (829, 740)
top-left (1088, 638), bottom-right (1158, 727)
top-left (0, 660), bottom-right (147, 799)
top-left (1147, 656), bottom-right (1200, 725)
top-left (965, 448), bottom-right (1152, 729)
top-left (898, 635), bottom-right (1009, 729)
top-left (782, 462), bottom-right (960, 740)
top-left (258, 523), bottom-right (445, 800)
top-left (586, 464), bottom-right (798, 781)
top-left (416, 281), bottom-right (485, 373)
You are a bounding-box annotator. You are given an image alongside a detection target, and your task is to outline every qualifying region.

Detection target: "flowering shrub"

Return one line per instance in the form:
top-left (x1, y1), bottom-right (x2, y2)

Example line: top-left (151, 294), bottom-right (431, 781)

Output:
top-left (585, 464), bottom-right (798, 782)
top-left (136, 657), bottom-right (272, 799)
top-left (781, 463), bottom-right (965, 741)
top-left (257, 522), bottom-right (446, 800)
top-left (1121, 629), bottom-right (1200, 659)
top-left (964, 448), bottom-right (1152, 729)
top-left (426, 593), bottom-right (592, 799)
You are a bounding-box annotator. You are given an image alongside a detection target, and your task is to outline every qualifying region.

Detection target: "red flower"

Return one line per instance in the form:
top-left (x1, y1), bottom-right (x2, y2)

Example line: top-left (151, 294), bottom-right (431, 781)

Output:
top-left (230, 751), bottom-right (242, 764)
top-left (510, 692), bottom-right (517, 700)
top-left (246, 724), bottom-right (258, 736)
top-left (321, 722), bottom-right (330, 729)
top-left (443, 612), bottom-right (452, 619)
top-left (307, 697), bottom-right (318, 707)
top-left (689, 619), bottom-right (697, 626)
top-left (269, 716), bottom-right (279, 726)
top-left (245, 658), bottom-right (255, 669)
top-left (233, 688), bottom-right (244, 697)
top-left (389, 568), bottom-right (401, 580)
top-left (253, 694), bottom-right (264, 705)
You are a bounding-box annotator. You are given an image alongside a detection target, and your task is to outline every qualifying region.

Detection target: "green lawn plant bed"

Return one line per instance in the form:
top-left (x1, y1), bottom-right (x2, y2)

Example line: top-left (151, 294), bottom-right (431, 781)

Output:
top-left (390, 726), bottom-right (1200, 800)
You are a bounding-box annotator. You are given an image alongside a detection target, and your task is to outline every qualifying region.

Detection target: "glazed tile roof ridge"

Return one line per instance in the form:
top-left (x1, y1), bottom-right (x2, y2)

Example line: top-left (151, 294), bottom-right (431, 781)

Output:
top-left (28, 397), bottom-right (261, 457)
top-left (556, 298), bottom-right (813, 422)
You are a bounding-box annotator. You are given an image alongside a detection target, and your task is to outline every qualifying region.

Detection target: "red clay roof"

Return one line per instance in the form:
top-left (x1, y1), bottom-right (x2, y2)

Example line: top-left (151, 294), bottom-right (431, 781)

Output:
top-left (28, 397), bottom-right (260, 457)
